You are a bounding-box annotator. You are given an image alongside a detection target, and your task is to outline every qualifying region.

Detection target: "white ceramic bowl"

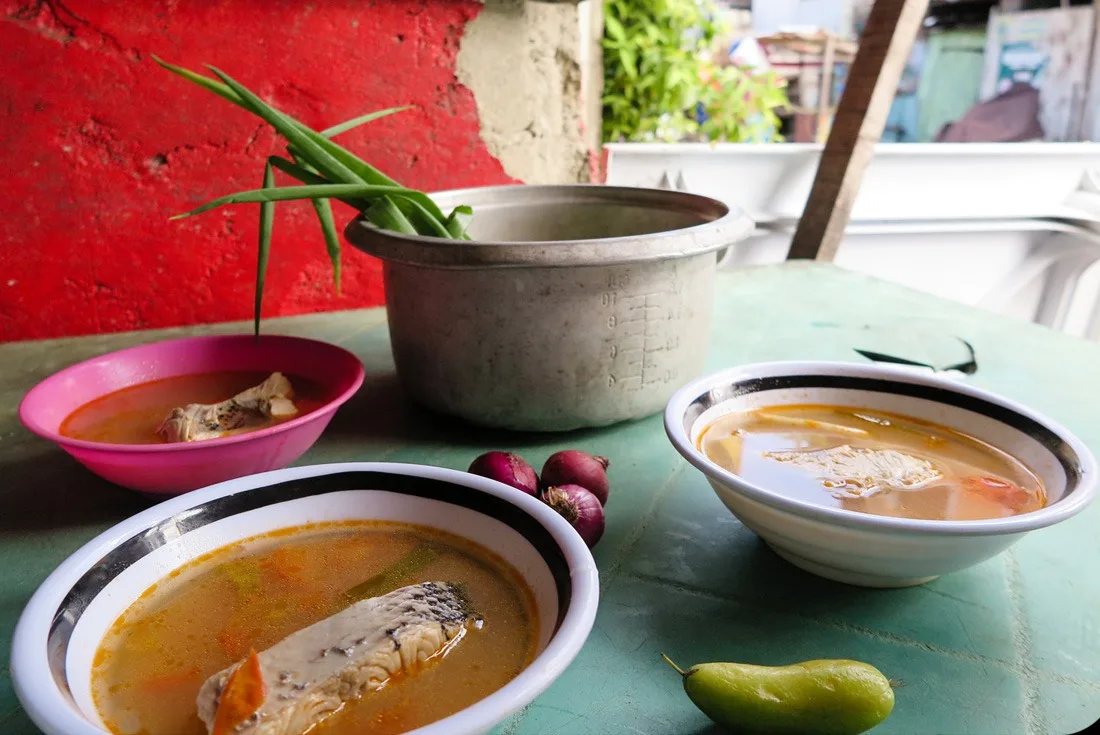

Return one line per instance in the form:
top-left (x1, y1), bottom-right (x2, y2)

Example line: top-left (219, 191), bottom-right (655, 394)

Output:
top-left (10, 463), bottom-right (600, 735)
top-left (664, 361), bottom-right (1097, 588)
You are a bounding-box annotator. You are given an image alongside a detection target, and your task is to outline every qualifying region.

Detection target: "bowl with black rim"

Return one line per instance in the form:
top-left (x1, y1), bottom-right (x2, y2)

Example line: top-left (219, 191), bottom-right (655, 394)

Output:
top-left (664, 361), bottom-right (1097, 588)
top-left (9, 462), bottom-right (600, 735)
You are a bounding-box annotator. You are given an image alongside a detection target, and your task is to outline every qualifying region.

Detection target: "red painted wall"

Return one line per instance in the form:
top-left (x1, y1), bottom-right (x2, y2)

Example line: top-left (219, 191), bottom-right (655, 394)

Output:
top-left (0, 0), bottom-right (516, 342)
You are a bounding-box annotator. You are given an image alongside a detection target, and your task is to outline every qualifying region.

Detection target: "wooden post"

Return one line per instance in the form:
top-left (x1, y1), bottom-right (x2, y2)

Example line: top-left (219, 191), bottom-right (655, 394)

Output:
top-left (816, 32), bottom-right (837, 143)
top-left (787, 0), bottom-right (930, 261)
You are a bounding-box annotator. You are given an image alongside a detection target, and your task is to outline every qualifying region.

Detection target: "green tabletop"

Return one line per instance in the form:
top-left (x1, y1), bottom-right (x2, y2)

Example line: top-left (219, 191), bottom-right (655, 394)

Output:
top-left (2, 262), bottom-right (1099, 734)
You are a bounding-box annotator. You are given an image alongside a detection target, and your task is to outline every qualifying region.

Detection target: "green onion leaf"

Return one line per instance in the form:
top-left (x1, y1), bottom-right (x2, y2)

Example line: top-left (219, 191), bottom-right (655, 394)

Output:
top-left (154, 56), bottom-right (403, 193)
top-left (170, 183), bottom-right (419, 219)
top-left (255, 160), bottom-right (275, 337)
top-left (310, 199), bottom-right (342, 293)
top-left (269, 155), bottom-right (329, 186)
top-left (391, 196), bottom-right (450, 238)
top-left (322, 106), bottom-right (413, 138)
top-left (287, 152), bottom-right (342, 292)
top-left (444, 205), bottom-right (474, 238)
top-left (207, 66), bottom-right (362, 186)
top-left (364, 196), bottom-right (417, 235)
top-left (287, 139), bottom-right (448, 227)
top-left (152, 55), bottom-right (243, 107)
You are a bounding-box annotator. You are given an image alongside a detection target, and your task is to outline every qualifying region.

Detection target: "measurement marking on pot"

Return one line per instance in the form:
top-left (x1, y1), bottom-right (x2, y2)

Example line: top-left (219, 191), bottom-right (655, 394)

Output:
top-left (604, 289), bottom-right (685, 391)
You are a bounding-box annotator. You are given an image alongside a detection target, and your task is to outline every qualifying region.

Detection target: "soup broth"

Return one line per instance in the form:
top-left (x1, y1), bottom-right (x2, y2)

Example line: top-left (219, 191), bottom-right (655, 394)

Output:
top-left (92, 522), bottom-right (539, 735)
top-left (700, 404), bottom-right (1046, 520)
top-left (60, 371), bottom-right (328, 444)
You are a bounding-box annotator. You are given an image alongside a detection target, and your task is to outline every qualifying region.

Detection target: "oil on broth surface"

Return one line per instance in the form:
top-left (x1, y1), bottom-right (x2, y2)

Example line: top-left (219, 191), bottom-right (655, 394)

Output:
top-left (92, 522), bottom-right (538, 735)
top-left (60, 371), bottom-right (327, 444)
top-left (700, 405), bottom-right (1045, 520)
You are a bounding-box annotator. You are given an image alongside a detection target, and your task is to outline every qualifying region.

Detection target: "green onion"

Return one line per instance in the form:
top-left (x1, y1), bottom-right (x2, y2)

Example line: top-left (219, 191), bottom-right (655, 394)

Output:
top-left (310, 197), bottom-right (342, 293)
top-left (289, 153), bottom-right (342, 293)
top-left (255, 160), bottom-right (275, 337)
top-left (444, 205), bottom-right (474, 239)
top-left (269, 155), bottom-right (327, 186)
top-left (208, 66), bottom-right (362, 186)
top-left (365, 197), bottom-right (418, 236)
top-left (156, 58), bottom-right (471, 332)
top-left (394, 197), bottom-right (452, 239)
top-left (151, 55), bottom-right (243, 107)
top-left (170, 183), bottom-right (422, 219)
top-left (322, 106), bottom-right (413, 138)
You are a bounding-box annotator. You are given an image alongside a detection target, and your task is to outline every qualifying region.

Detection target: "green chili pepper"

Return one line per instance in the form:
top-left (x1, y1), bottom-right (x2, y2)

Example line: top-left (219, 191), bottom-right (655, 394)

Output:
top-left (662, 654), bottom-right (895, 735)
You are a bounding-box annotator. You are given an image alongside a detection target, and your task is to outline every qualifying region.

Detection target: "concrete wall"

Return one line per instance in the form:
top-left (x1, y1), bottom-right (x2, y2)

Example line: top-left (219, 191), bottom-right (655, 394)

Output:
top-left (0, 0), bottom-right (600, 342)
top-left (458, 0), bottom-right (602, 184)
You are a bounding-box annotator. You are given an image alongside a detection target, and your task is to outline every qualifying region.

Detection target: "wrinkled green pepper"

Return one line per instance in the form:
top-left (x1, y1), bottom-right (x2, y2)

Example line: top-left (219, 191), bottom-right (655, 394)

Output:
top-left (663, 654), bottom-right (895, 735)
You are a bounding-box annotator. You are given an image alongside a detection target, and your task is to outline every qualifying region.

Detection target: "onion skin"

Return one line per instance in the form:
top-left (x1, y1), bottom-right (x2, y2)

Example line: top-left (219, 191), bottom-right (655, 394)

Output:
top-left (542, 450), bottom-right (611, 506)
top-left (542, 484), bottom-right (605, 548)
top-left (468, 452), bottom-right (539, 496)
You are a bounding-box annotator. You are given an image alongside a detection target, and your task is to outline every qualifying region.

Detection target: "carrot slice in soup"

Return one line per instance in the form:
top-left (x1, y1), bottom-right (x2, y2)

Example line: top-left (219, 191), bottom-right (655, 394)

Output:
top-left (212, 649), bottom-right (266, 735)
top-left (963, 476), bottom-right (1033, 511)
top-left (140, 666), bottom-right (201, 694)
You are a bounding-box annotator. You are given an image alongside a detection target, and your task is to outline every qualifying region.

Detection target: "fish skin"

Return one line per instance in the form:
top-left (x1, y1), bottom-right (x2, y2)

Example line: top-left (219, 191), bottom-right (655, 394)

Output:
top-left (196, 582), bottom-right (474, 735)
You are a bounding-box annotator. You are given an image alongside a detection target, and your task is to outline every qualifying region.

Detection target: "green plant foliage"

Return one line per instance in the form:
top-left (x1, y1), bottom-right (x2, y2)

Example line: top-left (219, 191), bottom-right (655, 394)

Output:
top-left (602, 0), bottom-right (790, 143)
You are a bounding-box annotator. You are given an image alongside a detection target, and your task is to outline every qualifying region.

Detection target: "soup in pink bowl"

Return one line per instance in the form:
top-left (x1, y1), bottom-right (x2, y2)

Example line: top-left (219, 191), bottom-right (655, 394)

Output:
top-left (19, 334), bottom-right (364, 495)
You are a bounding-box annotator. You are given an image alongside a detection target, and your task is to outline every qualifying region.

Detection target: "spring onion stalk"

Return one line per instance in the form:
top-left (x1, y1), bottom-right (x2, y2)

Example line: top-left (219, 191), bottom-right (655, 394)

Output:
top-left (444, 205), bottom-right (474, 239)
top-left (269, 156), bottom-right (327, 186)
top-left (169, 184), bottom-right (419, 219)
top-left (321, 106), bottom-right (413, 138)
top-left (289, 152), bottom-right (343, 294)
top-left (365, 197), bottom-right (418, 235)
top-left (155, 57), bottom-right (470, 332)
top-left (255, 161), bottom-right (275, 336)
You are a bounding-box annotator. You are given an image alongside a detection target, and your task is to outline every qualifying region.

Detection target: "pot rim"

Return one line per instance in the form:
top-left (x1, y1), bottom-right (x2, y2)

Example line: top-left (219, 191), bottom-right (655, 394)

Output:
top-left (343, 184), bottom-right (755, 269)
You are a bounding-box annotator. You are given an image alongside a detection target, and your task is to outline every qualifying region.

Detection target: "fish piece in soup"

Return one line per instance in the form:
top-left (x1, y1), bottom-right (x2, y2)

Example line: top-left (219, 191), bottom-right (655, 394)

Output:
top-left (158, 372), bottom-right (298, 443)
top-left (196, 582), bottom-right (477, 735)
top-left (761, 445), bottom-right (943, 497)
top-left (60, 371), bottom-right (328, 445)
top-left (699, 404), bottom-right (1047, 521)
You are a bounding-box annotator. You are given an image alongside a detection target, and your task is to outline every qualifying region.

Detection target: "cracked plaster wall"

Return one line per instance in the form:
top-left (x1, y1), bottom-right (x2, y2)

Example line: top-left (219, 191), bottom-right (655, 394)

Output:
top-left (1, 0), bottom-right (599, 342)
top-left (456, 0), bottom-right (600, 184)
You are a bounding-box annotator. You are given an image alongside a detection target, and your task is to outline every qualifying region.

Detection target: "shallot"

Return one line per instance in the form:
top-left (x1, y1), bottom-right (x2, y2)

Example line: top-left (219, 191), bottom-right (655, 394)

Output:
top-left (468, 451), bottom-right (539, 496)
top-left (542, 484), bottom-right (605, 548)
top-left (542, 450), bottom-right (611, 505)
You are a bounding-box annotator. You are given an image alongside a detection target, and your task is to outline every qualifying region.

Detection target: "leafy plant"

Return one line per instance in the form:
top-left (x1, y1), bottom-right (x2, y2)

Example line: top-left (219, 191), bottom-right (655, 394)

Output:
top-left (601, 0), bottom-right (789, 143)
top-left (154, 57), bottom-right (470, 335)
top-left (697, 64), bottom-right (790, 143)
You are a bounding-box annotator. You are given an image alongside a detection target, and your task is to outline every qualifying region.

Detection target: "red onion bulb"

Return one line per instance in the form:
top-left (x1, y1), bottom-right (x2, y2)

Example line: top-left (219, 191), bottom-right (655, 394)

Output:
top-left (542, 484), bottom-right (605, 548)
top-left (468, 451), bottom-right (539, 496)
top-left (542, 450), bottom-right (611, 506)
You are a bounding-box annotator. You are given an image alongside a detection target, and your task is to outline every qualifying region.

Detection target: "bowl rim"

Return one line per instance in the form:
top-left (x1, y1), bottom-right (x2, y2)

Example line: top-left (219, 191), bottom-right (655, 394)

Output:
top-left (17, 334), bottom-right (366, 454)
top-left (664, 360), bottom-right (1098, 536)
top-left (9, 461), bottom-right (600, 735)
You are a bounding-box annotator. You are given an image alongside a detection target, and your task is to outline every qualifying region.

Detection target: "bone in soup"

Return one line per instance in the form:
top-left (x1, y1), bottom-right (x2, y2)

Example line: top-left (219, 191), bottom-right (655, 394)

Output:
top-left (60, 371), bottom-right (328, 445)
top-left (92, 521), bottom-right (538, 735)
top-left (699, 405), bottom-right (1046, 520)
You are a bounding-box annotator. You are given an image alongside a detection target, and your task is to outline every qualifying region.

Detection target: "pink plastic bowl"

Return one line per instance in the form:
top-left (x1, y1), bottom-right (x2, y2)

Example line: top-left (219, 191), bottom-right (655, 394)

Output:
top-left (18, 334), bottom-right (365, 495)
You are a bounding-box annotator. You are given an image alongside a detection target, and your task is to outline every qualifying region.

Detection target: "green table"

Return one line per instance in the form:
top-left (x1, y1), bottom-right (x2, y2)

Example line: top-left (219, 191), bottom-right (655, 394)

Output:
top-left (2, 263), bottom-right (1099, 734)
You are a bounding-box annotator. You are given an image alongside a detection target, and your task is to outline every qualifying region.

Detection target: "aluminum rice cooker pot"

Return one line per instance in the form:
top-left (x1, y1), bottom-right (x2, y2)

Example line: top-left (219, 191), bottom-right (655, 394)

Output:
top-left (344, 184), bottom-right (754, 432)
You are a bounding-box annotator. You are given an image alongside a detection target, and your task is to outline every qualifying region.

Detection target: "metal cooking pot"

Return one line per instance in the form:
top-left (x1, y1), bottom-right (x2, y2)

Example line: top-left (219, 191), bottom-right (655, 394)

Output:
top-left (345, 184), bottom-right (753, 432)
